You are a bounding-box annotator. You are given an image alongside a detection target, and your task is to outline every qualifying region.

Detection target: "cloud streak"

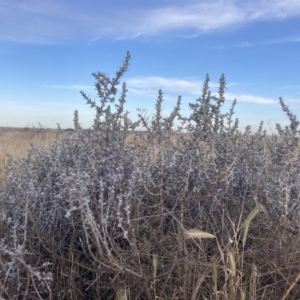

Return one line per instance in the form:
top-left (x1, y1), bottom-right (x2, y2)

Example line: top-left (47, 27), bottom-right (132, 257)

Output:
top-left (225, 93), bottom-right (277, 105)
top-left (45, 75), bottom-right (278, 105)
top-left (45, 84), bottom-right (94, 90)
top-left (45, 76), bottom-right (290, 105)
top-left (126, 76), bottom-right (278, 105)
top-left (235, 35), bottom-right (300, 48)
top-left (1, 0), bottom-right (300, 44)
top-left (45, 76), bottom-right (278, 104)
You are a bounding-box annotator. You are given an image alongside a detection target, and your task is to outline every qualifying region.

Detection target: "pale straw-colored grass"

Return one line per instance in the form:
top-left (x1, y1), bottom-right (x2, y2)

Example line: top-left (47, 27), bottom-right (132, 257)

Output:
top-left (0, 127), bottom-right (57, 189)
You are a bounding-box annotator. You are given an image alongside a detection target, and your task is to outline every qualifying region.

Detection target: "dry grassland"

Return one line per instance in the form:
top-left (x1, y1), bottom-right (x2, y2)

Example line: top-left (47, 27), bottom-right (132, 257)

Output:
top-left (0, 128), bottom-right (140, 189)
top-left (0, 128), bottom-right (189, 189)
top-left (0, 127), bottom-right (58, 189)
top-left (0, 127), bottom-right (296, 190)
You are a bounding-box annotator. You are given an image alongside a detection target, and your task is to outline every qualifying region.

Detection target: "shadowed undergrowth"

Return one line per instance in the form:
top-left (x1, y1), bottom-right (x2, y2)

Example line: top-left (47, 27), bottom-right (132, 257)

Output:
top-left (1, 52), bottom-right (300, 299)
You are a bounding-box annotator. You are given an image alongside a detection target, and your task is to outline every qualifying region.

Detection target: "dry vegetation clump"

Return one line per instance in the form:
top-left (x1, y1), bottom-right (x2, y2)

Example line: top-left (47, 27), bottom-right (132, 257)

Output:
top-left (0, 127), bottom-right (57, 189)
top-left (1, 52), bottom-right (300, 299)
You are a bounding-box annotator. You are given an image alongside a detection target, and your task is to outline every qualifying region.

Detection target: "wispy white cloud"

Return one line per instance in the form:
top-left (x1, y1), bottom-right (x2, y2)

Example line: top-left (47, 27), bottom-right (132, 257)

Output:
top-left (1, 0), bottom-right (300, 44)
top-left (235, 35), bottom-right (300, 48)
top-left (126, 75), bottom-right (277, 105)
top-left (44, 84), bottom-right (94, 90)
top-left (225, 92), bottom-right (277, 105)
top-left (247, 0), bottom-right (300, 21)
top-left (43, 76), bottom-right (278, 105)
top-left (236, 41), bottom-right (255, 48)
top-left (278, 84), bottom-right (300, 90)
top-left (127, 76), bottom-right (208, 96)
top-left (0, 0), bottom-right (113, 44)
top-left (284, 99), bottom-right (300, 106)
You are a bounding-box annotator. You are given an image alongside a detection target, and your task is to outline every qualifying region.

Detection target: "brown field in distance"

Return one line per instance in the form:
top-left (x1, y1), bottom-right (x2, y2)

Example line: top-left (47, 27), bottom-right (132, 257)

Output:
top-left (0, 127), bottom-right (195, 189)
top-left (0, 126), bottom-right (298, 189)
top-left (0, 127), bottom-right (145, 189)
top-left (0, 127), bottom-right (58, 189)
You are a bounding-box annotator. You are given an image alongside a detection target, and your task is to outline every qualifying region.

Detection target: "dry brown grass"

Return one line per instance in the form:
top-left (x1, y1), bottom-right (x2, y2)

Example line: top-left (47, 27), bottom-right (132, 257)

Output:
top-left (0, 128), bottom-right (143, 189)
top-left (0, 127), bottom-right (58, 189)
top-left (1, 128), bottom-right (297, 190)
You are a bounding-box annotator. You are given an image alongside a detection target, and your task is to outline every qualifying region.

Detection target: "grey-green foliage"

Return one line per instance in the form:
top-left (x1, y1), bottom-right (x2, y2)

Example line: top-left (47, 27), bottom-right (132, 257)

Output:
top-left (73, 109), bottom-right (80, 129)
top-left (1, 52), bottom-right (300, 299)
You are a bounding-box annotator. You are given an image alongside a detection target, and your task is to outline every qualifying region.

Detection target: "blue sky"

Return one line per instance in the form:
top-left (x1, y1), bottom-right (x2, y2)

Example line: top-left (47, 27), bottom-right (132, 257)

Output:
top-left (1, 0), bottom-right (300, 131)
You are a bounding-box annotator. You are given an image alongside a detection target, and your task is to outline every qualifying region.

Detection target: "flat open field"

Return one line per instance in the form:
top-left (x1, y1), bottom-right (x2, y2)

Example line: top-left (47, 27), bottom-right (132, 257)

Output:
top-left (0, 127), bottom-right (180, 188)
top-left (0, 126), bottom-right (297, 189)
top-left (0, 127), bottom-right (58, 189)
top-left (0, 127), bottom-right (142, 189)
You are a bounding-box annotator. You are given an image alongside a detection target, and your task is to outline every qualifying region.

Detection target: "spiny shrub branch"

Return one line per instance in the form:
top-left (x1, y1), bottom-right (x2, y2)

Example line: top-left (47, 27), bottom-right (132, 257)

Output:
top-left (73, 109), bottom-right (81, 129)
